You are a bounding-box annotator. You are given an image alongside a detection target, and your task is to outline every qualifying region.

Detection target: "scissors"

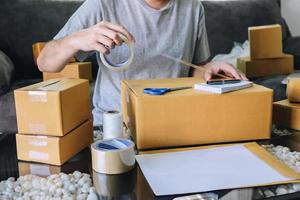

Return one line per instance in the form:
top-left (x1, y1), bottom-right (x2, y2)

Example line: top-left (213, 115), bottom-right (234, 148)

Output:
top-left (143, 86), bottom-right (192, 95)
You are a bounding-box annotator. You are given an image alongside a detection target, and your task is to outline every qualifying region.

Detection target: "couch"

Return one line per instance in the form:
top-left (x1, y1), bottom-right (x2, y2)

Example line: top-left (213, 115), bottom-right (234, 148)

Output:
top-left (0, 0), bottom-right (299, 134)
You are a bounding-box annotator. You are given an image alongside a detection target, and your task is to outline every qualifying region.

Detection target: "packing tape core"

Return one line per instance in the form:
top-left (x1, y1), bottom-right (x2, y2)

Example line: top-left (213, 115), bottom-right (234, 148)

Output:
top-left (91, 138), bottom-right (135, 174)
top-left (100, 34), bottom-right (134, 71)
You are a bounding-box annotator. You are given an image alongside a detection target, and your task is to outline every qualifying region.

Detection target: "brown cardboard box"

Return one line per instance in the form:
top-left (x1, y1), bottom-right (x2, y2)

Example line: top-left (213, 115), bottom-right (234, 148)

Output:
top-left (237, 54), bottom-right (294, 78)
top-left (121, 78), bottom-right (273, 150)
top-left (273, 100), bottom-right (300, 130)
top-left (249, 24), bottom-right (283, 59)
top-left (18, 161), bottom-right (62, 176)
top-left (16, 120), bottom-right (93, 166)
top-left (32, 42), bottom-right (45, 65)
top-left (287, 78), bottom-right (300, 103)
top-left (43, 62), bottom-right (93, 81)
top-left (32, 42), bottom-right (75, 64)
top-left (14, 78), bottom-right (91, 136)
top-left (18, 150), bottom-right (90, 176)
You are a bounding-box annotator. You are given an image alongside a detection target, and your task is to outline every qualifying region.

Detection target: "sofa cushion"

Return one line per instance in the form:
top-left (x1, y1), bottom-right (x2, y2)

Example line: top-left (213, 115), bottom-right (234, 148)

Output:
top-left (202, 0), bottom-right (287, 59)
top-left (0, 0), bottom-right (82, 80)
top-left (252, 75), bottom-right (287, 101)
top-left (0, 50), bottom-right (14, 95)
top-left (283, 36), bottom-right (300, 70)
top-left (0, 79), bottom-right (41, 134)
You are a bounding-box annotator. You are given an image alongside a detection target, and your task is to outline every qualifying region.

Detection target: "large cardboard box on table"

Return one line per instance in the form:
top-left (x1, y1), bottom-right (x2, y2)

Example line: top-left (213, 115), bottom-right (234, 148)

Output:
top-left (43, 62), bottom-right (93, 81)
top-left (14, 78), bottom-right (91, 136)
top-left (249, 24), bottom-right (283, 59)
top-left (273, 100), bottom-right (300, 130)
top-left (121, 78), bottom-right (273, 150)
top-left (16, 120), bottom-right (93, 166)
top-left (237, 54), bottom-right (294, 78)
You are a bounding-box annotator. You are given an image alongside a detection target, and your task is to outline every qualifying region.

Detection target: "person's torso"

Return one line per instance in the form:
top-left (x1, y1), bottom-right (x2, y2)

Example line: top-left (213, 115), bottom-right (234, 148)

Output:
top-left (93, 0), bottom-right (204, 124)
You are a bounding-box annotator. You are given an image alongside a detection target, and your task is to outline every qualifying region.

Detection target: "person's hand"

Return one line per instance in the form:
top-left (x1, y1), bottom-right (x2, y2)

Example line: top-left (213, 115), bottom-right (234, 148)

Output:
top-left (203, 62), bottom-right (248, 81)
top-left (68, 21), bottom-right (135, 54)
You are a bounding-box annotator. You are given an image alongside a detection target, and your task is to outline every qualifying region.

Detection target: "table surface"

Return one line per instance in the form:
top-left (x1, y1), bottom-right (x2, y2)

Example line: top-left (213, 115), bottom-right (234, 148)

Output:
top-left (1, 130), bottom-right (300, 200)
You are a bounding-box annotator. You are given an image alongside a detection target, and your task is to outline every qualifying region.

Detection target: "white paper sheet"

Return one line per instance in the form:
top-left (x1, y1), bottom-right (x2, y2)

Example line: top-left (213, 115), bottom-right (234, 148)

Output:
top-left (136, 144), bottom-right (292, 196)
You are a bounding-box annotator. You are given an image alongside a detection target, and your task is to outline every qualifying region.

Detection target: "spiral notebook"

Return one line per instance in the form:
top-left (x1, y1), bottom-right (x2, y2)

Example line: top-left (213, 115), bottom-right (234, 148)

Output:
top-left (194, 81), bottom-right (253, 94)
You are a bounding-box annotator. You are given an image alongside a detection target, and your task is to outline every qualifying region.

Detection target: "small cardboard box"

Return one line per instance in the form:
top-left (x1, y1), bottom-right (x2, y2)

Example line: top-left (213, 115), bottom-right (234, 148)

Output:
top-left (18, 149), bottom-right (90, 176)
top-left (249, 24), bottom-right (283, 59)
top-left (43, 62), bottom-right (93, 81)
top-left (287, 78), bottom-right (300, 103)
top-left (273, 100), bottom-right (300, 130)
top-left (121, 78), bottom-right (273, 150)
top-left (16, 119), bottom-right (93, 166)
top-left (237, 54), bottom-right (294, 78)
top-left (14, 78), bottom-right (91, 136)
top-left (32, 42), bottom-right (75, 65)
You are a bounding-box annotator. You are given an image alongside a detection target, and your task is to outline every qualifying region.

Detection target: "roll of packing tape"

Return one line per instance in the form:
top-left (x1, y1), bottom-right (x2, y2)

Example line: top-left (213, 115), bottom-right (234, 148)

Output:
top-left (287, 78), bottom-right (300, 103)
top-left (92, 169), bottom-right (135, 197)
top-left (100, 34), bottom-right (134, 71)
top-left (103, 111), bottom-right (123, 140)
top-left (91, 139), bottom-right (135, 174)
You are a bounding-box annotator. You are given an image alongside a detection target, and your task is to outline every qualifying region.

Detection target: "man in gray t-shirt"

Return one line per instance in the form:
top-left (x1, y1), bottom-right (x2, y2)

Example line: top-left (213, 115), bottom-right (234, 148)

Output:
top-left (38, 0), bottom-right (247, 126)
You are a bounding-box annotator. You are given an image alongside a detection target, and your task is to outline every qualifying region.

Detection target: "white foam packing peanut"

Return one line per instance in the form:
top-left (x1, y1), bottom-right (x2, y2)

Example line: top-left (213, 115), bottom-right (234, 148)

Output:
top-left (0, 171), bottom-right (98, 200)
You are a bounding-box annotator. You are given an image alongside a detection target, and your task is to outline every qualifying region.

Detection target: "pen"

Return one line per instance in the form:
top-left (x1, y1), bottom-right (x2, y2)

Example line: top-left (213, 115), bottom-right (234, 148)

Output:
top-left (206, 79), bottom-right (241, 85)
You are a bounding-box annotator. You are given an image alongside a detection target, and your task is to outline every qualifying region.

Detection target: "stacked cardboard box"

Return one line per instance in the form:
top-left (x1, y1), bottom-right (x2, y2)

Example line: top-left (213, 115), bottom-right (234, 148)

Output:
top-left (273, 78), bottom-right (300, 130)
top-left (32, 42), bottom-right (76, 65)
top-left (14, 78), bottom-right (93, 165)
top-left (43, 62), bottom-right (93, 81)
top-left (32, 42), bottom-right (93, 81)
top-left (237, 24), bottom-right (294, 78)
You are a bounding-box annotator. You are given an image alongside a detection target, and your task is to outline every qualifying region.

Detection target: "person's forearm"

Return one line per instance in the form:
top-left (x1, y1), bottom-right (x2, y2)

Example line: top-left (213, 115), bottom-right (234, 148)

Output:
top-left (37, 21), bottom-right (135, 73)
top-left (37, 35), bottom-right (77, 73)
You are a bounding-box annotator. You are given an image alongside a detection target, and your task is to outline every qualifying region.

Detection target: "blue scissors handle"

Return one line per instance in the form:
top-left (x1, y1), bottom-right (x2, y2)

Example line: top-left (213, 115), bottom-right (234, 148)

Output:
top-left (143, 87), bottom-right (192, 95)
top-left (143, 88), bottom-right (170, 95)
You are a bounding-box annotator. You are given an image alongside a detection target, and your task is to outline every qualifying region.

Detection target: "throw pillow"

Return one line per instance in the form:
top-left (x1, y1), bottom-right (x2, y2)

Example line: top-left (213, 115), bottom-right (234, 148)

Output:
top-left (0, 50), bottom-right (14, 95)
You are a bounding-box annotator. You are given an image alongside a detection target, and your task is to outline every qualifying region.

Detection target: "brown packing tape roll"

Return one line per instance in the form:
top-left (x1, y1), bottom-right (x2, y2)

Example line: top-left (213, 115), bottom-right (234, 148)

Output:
top-left (91, 139), bottom-right (135, 174)
top-left (288, 78), bottom-right (300, 103)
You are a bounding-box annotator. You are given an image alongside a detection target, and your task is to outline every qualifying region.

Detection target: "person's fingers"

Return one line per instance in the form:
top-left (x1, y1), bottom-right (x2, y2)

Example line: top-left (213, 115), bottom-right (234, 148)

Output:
top-left (221, 64), bottom-right (242, 80)
top-left (240, 72), bottom-right (248, 81)
top-left (96, 27), bottom-right (123, 46)
top-left (204, 71), bottom-right (213, 81)
top-left (92, 42), bottom-right (110, 54)
top-left (99, 21), bottom-right (135, 43)
top-left (95, 34), bottom-right (115, 49)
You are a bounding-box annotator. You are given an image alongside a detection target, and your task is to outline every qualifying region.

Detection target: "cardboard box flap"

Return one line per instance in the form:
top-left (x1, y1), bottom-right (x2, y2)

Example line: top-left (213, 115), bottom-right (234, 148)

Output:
top-left (248, 24), bottom-right (281, 31)
top-left (240, 54), bottom-right (293, 62)
top-left (141, 142), bottom-right (300, 179)
top-left (274, 100), bottom-right (300, 109)
top-left (16, 78), bottom-right (87, 92)
top-left (124, 78), bottom-right (273, 97)
top-left (138, 142), bottom-right (300, 195)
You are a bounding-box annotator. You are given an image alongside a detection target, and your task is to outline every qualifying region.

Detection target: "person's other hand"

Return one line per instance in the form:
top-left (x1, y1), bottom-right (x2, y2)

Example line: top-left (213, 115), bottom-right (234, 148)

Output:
top-left (68, 21), bottom-right (135, 54)
top-left (203, 62), bottom-right (248, 81)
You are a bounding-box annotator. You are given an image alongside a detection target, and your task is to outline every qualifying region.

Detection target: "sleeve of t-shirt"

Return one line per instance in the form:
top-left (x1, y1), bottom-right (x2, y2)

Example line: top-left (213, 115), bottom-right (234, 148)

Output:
top-left (192, 3), bottom-right (211, 64)
top-left (53, 0), bottom-right (103, 61)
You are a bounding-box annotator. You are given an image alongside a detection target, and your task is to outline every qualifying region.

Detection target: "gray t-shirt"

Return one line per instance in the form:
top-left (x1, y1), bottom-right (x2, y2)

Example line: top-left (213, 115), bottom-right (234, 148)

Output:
top-left (54, 0), bottom-right (210, 126)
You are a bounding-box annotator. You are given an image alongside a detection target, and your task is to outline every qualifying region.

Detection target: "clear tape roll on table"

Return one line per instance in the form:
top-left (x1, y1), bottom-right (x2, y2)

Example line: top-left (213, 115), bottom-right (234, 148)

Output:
top-left (100, 34), bottom-right (134, 71)
top-left (91, 138), bottom-right (135, 174)
top-left (287, 78), bottom-right (300, 103)
top-left (103, 111), bottom-right (123, 140)
top-left (92, 169), bottom-right (135, 197)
